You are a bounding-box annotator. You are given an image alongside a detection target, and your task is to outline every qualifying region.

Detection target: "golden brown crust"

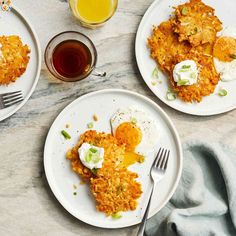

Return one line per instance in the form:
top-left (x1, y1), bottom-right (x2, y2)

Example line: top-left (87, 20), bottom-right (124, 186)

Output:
top-left (147, 0), bottom-right (222, 103)
top-left (66, 130), bottom-right (142, 216)
top-left (169, 51), bottom-right (220, 102)
top-left (0, 35), bottom-right (30, 85)
top-left (172, 0), bottom-right (222, 46)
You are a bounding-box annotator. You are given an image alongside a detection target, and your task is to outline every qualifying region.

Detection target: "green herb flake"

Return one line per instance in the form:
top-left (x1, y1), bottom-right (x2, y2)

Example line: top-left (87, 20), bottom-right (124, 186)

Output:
top-left (181, 7), bottom-right (188, 15)
top-left (61, 130), bottom-right (71, 140)
top-left (73, 192), bottom-right (77, 196)
top-left (181, 65), bottom-right (191, 69)
top-left (152, 67), bottom-right (159, 79)
top-left (85, 152), bottom-right (92, 163)
top-left (112, 212), bottom-right (122, 219)
top-left (91, 168), bottom-right (98, 175)
top-left (218, 89), bottom-right (228, 97)
top-left (177, 79), bottom-right (189, 86)
top-left (166, 90), bottom-right (177, 101)
top-left (87, 122), bottom-right (94, 129)
top-left (131, 117), bottom-right (137, 124)
top-left (89, 148), bottom-right (98, 153)
top-left (229, 54), bottom-right (236, 60)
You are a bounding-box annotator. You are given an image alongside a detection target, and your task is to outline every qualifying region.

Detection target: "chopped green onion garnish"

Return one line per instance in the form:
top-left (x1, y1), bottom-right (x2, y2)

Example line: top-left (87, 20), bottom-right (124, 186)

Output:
top-left (166, 90), bottom-right (176, 101)
top-left (85, 153), bottom-right (92, 163)
top-left (218, 89), bottom-right (227, 96)
top-left (152, 67), bottom-right (159, 78)
top-left (112, 212), bottom-right (122, 219)
top-left (229, 54), bottom-right (236, 59)
top-left (194, 27), bottom-right (198, 33)
top-left (131, 117), bottom-right (137, 124)
top-left (61, 130), bottom-right (71, 140)
top-left (181, 65), bottom-right (191, 69)
top-left (91, 168), bottom-right (98, 175)
top-left (181, 7), bottom-right (188, 15)
top-left (89, 148), bottom-right (97, 153)
top-left (87, 122), bottom-right (94, 129)
top-left (177, 79), bottom-right (189, 86)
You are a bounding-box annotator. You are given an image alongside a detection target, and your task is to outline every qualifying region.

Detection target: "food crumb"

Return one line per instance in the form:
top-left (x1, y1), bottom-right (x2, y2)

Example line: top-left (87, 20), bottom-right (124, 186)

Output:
top-left (87, 122), bottom-right (94, 129)
top-left (66, 124), bottom-right (70, 128)
top-left (93, 114), bottom-right (98, 122)
top-left (151, 81), bottom-right (157, 86)
top-left (73, 184), bottom-right (77, 190)
top-left (73, 192), bottom-right (77, 196)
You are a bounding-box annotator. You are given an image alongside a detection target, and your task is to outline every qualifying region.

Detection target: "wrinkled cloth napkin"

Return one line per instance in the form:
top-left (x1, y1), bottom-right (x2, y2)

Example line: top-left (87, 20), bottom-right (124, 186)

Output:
top-left (145, 141), bottom-right (236, 236)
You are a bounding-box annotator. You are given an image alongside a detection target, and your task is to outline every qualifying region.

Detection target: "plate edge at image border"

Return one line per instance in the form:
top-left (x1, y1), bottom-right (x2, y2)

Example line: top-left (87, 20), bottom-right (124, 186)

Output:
top-left (43, 89), bottom-right (183, 228)
top-left (135, 0), bottom-right (236, 116)
top-left (0, 6), bottom-right (42, 121)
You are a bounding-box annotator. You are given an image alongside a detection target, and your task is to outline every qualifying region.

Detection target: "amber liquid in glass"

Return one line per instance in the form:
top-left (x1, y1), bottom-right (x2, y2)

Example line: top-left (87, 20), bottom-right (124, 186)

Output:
top-left (52, 40), bottom-right (92, 79)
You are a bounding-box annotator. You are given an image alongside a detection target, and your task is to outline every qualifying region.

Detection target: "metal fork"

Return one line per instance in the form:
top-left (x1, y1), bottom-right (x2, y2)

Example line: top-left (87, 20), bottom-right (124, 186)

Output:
top-left (137, 148), bottom-right (170, 236)
top-left (0, 91), bottom-right (23, 109)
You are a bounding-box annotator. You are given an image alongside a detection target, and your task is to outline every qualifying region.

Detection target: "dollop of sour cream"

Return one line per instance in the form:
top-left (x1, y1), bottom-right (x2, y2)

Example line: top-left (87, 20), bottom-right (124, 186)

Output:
top-left (78, 143), bottom-right (104, 170)
top-left (173, 60), bottom-right (198, 86)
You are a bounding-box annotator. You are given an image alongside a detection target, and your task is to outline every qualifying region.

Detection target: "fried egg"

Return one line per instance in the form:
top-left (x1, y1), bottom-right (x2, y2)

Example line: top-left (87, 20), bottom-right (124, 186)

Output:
top-left (213, 26), bottom-right (236, 81)
top-left (110, 107), bottom-right (159, 157)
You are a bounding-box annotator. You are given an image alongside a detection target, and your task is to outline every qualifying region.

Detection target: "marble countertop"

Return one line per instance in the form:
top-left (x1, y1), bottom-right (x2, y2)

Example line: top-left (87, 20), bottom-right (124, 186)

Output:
top-left (0, 0), bottom-right (236, 235)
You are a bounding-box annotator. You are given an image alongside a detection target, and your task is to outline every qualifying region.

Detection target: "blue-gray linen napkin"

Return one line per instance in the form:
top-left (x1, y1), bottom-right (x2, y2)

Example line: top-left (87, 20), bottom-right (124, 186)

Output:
top-left (145, 141), bottom-right (236, 236)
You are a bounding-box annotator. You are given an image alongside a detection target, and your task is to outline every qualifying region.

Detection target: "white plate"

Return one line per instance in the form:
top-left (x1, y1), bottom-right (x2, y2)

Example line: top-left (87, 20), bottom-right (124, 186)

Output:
top-left (0, 6), bottom-right (41, 121)
top-left (44, 89), bottom-right (182, 228)
top-left (136, 0), bottom-right (236, 116)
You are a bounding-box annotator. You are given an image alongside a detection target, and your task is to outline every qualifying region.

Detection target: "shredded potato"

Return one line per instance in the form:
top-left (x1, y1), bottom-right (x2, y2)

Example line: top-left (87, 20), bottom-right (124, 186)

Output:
top-left (66, 130), bottom-right (142, 216)
top-left (0, 35), bottom-right (30, 85)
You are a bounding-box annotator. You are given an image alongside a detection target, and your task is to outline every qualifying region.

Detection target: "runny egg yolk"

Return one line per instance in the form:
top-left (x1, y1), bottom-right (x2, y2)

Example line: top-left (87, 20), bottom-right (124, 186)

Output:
top-left (115, 122), bottom-right (144, 167)
top-left (213, 36), bottom-right (236, 62)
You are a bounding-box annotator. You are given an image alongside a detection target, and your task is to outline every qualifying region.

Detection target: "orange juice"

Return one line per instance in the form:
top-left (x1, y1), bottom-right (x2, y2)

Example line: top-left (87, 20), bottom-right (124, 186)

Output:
top-left (69, 0), bottom-right (118, 28)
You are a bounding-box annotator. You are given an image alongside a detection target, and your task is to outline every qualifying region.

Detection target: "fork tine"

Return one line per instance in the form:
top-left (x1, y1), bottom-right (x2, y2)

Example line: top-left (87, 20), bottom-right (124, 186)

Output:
top-left (155, 148), bottom-right (164, 168)
top-left (163, 151), bottom-right (170, 170)
top-left (160, 149), bottom-right (168, 169)
top-left (4, 98), bottom-right (23, 107)
top-left (152, 148), bottom-right (161, 167)
top-left (3, 92), bottom-right (22, 101)
top-left (2, 91), bottom-right (21, 98)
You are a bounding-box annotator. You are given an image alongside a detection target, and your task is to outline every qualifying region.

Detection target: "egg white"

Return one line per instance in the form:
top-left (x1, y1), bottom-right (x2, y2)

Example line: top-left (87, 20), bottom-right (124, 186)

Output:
top-left (214, 26), bottom-right (236, 82)
top-left (110, 107), bottom-right (159, 156)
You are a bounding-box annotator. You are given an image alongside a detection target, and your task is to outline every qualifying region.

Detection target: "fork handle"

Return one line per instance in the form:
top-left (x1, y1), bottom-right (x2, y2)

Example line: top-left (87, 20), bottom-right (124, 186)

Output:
top-left (137, 184), bottom-right (154, 236)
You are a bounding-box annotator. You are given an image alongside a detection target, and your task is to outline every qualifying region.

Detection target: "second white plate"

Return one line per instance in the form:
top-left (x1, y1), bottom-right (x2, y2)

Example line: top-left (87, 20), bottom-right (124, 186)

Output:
top-left (0, 6), bottom-right (41, 121)
top-left (44, 89), bottom-right (182, 228)
top-left (136, 0), bottom-right (236, 116)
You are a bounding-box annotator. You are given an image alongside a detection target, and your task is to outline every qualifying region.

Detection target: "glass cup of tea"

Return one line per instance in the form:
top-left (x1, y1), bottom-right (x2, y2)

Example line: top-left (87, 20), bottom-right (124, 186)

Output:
top-left (44, 31), bottom-right (105, 82)
top-left (69, 0), bottom-right (118, 29)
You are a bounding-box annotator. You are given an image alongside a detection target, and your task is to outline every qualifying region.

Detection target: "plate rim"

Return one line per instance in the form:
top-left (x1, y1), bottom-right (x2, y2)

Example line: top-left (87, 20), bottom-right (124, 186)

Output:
top-left (0, 6), bottom-right (42, 122)
top-left (135, 0), bottom-right (236, 116)
top-left (43, 88), bottom-right (183, 229)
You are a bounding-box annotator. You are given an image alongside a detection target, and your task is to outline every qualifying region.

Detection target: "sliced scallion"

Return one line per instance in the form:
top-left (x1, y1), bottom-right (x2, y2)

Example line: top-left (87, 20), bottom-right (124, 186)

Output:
top-left (89, 148), bottom-right (97, 153)
top-left (112, 212), bottom-right (122, 219)
top-left (218, 89), bottom-right (227, 97)
top-left (152, 67), bottom-right (159, 78)
top-left (166, 90), bottom-right (176, 101)
top-left (61, 130), bottom-right (71, 140)
top-left (181, 7), bottom-right (188, 15)
top-left (177, 79), bottom-right (189, 86)
top-left (87, 122), bottom-right (94, 129)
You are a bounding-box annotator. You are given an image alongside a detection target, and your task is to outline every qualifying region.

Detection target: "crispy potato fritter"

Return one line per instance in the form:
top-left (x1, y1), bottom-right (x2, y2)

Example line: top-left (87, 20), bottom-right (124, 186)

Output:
top-left (0, 35), bottom-right (30, 85)
top-left (148, 0), bottom-right (222, 102)
top-left (66, 130), bottom-right (142, 216)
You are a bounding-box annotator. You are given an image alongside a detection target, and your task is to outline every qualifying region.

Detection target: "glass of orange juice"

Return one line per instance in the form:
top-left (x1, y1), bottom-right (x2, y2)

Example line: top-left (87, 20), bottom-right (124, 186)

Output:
top-left (69, 0), bottom-right (118, 29)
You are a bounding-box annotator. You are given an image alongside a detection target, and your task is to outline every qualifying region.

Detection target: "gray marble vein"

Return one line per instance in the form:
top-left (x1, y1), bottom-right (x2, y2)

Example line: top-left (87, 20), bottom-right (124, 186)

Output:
top-left (0, 0), bottom-right (236, 235)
